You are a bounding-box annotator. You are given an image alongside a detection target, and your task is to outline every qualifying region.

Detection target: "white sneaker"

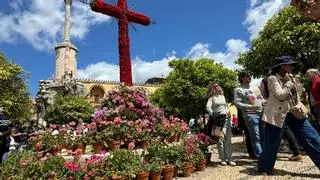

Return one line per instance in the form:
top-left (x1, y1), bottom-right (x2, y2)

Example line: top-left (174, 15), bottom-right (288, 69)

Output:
top-left (221, 161), bottom-right (227, 166)
top-left (227, 161), bottom-right (236, 166)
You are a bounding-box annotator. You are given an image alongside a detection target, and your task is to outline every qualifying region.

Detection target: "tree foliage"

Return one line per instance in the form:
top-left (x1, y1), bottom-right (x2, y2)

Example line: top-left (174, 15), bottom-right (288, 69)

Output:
top-left (238, 6), bottom-right (320, 77)
top-left (151, 58), bottom-right (237, 120)
top-left (45, 95), bottom-right (94, 125)
top-left (0, 51), bottom-right (32, 123)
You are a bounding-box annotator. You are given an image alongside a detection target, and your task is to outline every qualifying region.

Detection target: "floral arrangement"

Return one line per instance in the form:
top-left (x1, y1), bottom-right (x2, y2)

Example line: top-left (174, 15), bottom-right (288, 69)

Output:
top-left (92, 84), bottom-right (188, 143)
top-left (197, 133), bottom-right (211, 153)
top-left (0, 85), bottom-right (200, 179)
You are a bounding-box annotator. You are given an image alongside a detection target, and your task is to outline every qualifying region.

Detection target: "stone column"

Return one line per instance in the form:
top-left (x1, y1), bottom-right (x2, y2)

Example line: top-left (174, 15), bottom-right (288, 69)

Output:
top-left (64, 0), bottom-right (72, 42)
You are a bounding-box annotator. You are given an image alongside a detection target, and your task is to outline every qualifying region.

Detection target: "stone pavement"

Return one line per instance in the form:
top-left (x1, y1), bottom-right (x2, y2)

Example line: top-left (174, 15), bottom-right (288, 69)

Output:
top-left (179, 137), bottom-right (320, 180)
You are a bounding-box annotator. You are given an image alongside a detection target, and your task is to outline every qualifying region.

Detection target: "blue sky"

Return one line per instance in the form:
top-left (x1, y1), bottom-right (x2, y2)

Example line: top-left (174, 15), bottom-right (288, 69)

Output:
top-left (0, 0), bottom-right (289, 97)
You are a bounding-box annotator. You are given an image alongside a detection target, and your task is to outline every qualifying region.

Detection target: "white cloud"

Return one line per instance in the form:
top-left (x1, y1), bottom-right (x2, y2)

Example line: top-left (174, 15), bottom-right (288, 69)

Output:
top-left (244, 0), bottom-right (290, 40)
top-left (77, 55), bottom-right (176, 83)
top-left (186, 39), bottom-right (248, 69)
top-left (0, 0), bottom-right (110, 51)
top-left (77, 40), bottom-right (248, 83)
top-left (251, 78), bottom-right (263, 87)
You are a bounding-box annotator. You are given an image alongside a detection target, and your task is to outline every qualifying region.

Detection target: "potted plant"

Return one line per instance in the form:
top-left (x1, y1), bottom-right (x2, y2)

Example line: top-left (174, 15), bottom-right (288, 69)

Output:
top-left (136, 131), bottom-right (150, 149)
top-left (193, 149), bottom-right (206, 171)
top-left (137, 161), bottom-right (150, 180)
top-left (149, 161), bottom-right (161, 180)
top-left (107, 149), bottom-right (141, 179)
top-left (182, 136), bottom-right (199, 177)
top-left (31, 132), bottom-right (64, 155)
top-left (73, 135), bottom-right (87, 155)
top-left (162, 144), bottom-right (185, 179)
top-left (87, 130), bottom-right (106, 153)
top-left (197, 133), bottom-right (211, 165)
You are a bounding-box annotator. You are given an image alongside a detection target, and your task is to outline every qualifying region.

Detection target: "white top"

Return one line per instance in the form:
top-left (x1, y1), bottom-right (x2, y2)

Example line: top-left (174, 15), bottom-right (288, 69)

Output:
top-left (206, 95), bottom-right (228, 116)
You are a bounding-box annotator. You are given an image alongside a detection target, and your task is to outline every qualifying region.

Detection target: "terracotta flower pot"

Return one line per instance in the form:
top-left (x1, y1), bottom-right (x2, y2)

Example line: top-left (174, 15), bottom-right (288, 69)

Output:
top-left (168, 133), bottom-right (177, 143)
top-left (162, 165), bottom-right (174, 180)
top-left (50, 148), bottom-right (61, 155)
top-left (176, 133), bottom-right (181, 142)
top-left (93, 142), bottom-right (105, 154)
top-left (196, 159), bottom-right (206, 171)
top-left (74, 144), bottom-right (86, 155)
top-left (137, 171), bottom-right (149, 180)
top-left (111, 175), bottom-right (125, 180)
top-left (140, 140), bottom-right (148, 149)
top-left (183, 162), bottom-right (193, 177)
top-left (150, 171), bottom-right (161, 180)
top-left (108, 140), bottom-right (121, 151)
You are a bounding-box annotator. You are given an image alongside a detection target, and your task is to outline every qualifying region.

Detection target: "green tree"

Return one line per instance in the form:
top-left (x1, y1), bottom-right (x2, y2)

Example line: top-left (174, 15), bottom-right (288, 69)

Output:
top-left (45, 95), bottom-right (94, 125)
top-left (0, 51), bottom-right (32, 123)
top-left (151, 58), bottom-right (237, 120)
top-left (238, 6), bottom-right (320, 77)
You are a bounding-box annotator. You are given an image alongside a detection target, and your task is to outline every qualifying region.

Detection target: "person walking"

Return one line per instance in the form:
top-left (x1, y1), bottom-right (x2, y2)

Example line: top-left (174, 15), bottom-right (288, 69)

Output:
top-left (234, 71), bottom-right (264, 159)
top-left (206, 83), bottom-right (236, 166)
top-left (258, 56), bottom-right (320, 175)
top-left (305, 68), bottom-right (320, 131)
top-left (259, 69), bottom-right (302, 161)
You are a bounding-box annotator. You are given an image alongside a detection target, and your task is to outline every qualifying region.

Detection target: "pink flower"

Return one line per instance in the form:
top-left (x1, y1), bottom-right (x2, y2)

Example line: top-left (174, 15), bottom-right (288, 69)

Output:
top-left (19, 159), bottom-right (28, 168)
top-left (117, 105), bottom-right (125, 111)
top-left (127, 121), bottom-right (135, 127)
top-left (114, 117), bottom-right (122, 127)
top-left (40, 156), bottom-right (48, 161)
top-left (88, 122), bottom-right (97, 130)
top-left (71, 163), bottom-right (79, 172)
top-left (82, 168), bottom-right (88, 173)
top-left (128, 142), bottom-right (135, 150)
top-left (84, 176), bottom-right (90, 180)
top-left (100, 150), bottom-right (107, 154)
top-left (115, 95), bottom-right (121, 102)
top-left (136, 127), bottom-right (142, 133)
top-left (181, 122), bottom-right (189, 132)
top-left (50, 124), bottom-right (57, 129)
top-left (64, 161), bottom-right (73, 168)
top-left (69, 121), bottom-right (76, 127)
top-left (88, 171), bottom-right (95, 177)
top-left (36, 151), bottom-right (44, 158)
top-left (128, 102), bottom-right (134, 108)
top-left (59, 127), bottom-right (67, 134)
top-left (35, 142), bottom-right (42, 150)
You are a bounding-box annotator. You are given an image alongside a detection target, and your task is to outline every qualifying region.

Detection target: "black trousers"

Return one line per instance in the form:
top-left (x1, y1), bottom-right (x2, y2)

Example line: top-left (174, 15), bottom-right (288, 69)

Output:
top-left (283, 122), bottom-right (301, 155)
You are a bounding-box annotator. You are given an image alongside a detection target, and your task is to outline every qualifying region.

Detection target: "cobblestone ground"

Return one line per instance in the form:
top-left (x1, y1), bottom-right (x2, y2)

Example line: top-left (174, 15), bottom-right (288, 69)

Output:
top-left (179, 137), bottom-right (320, 180)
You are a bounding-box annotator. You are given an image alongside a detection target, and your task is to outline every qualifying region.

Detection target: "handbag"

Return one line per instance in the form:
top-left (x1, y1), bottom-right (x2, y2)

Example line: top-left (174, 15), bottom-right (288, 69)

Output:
top-left (211, 125), bottom-right (225, 139)
top-left (289, 102), bottom-right (309, 120)
top-left (210, 114), bottom-right (227, 139)
top-left (212, 114), bottom-right (227, 127)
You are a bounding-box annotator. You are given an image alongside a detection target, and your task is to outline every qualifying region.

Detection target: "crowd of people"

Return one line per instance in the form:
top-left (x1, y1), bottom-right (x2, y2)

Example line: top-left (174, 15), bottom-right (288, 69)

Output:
top-left (205, 55), bottom-right (320, 175)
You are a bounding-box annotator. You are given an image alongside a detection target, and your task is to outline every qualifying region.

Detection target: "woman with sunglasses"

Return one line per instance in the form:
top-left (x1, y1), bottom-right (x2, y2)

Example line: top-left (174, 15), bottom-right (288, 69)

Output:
top-left (206, 83), bottom-right (236, 166)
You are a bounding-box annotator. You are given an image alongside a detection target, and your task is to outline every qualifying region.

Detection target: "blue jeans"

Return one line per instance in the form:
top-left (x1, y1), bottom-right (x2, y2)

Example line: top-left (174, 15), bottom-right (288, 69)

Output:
top-left (258, 122), bottom-right (283, 172)
top-left (217, 119), bottom-right (233, 161)
top-left (245, 114), bottom-right (262, 158)
top-left (259, 113), bottom-right (320, 172)
top-left (286, 113), bottom-right (320, 169)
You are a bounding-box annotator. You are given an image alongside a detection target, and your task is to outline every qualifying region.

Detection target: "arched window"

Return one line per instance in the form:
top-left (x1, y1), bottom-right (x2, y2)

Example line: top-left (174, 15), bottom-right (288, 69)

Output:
top-left (89, 86), bottom-right (105, 104)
